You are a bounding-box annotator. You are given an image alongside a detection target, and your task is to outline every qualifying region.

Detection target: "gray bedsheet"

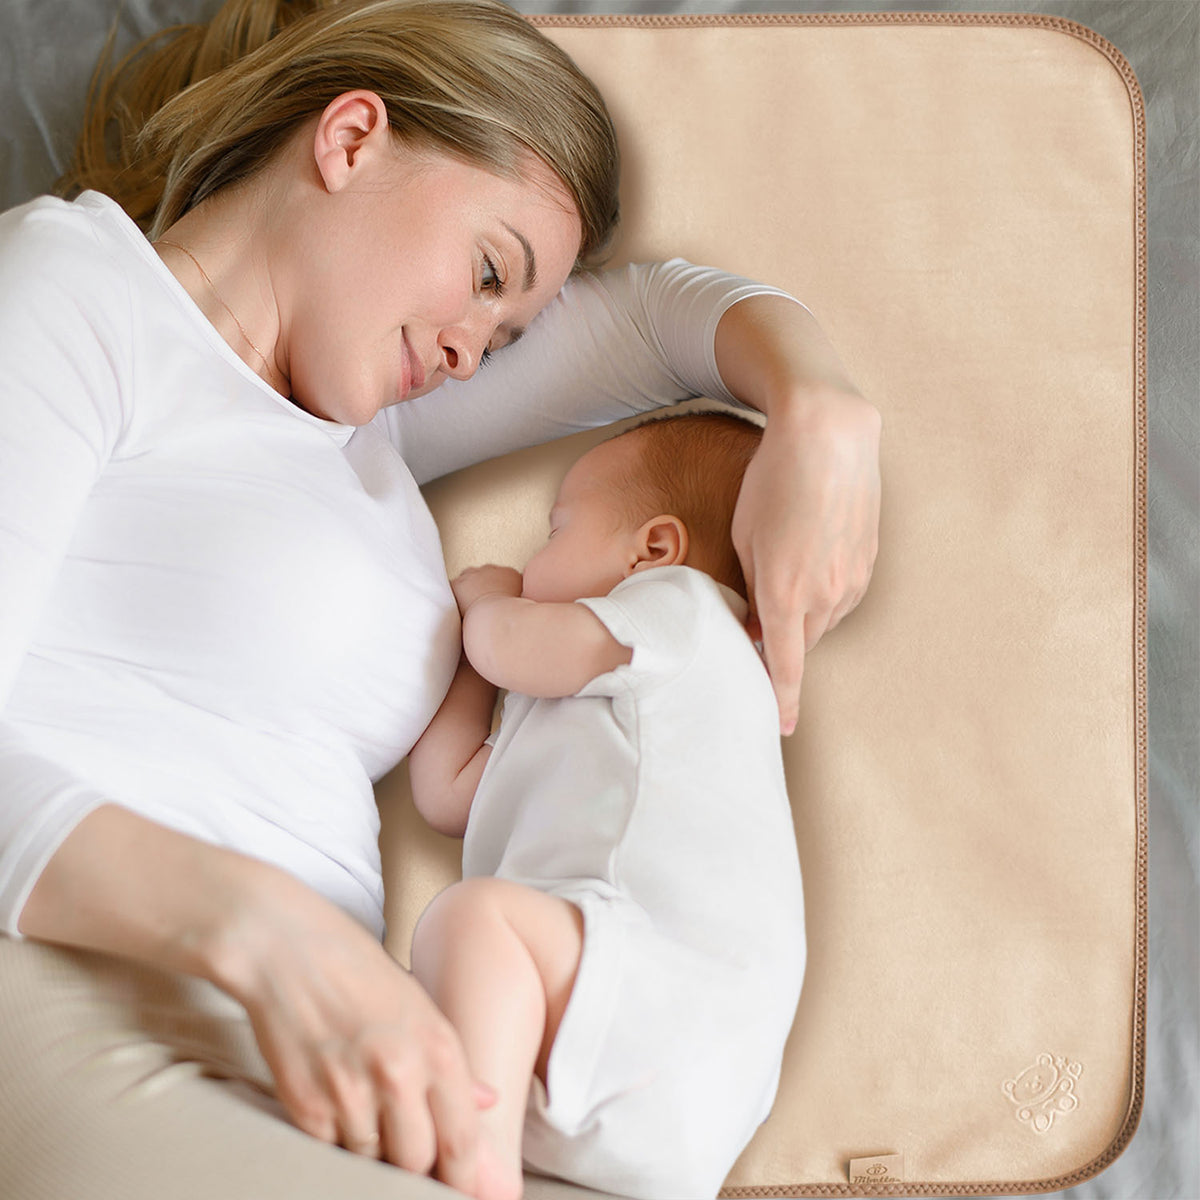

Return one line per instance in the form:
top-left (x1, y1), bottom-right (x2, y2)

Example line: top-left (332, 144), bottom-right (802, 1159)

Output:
top-left (1, 2), bottom-right (1195, 1197)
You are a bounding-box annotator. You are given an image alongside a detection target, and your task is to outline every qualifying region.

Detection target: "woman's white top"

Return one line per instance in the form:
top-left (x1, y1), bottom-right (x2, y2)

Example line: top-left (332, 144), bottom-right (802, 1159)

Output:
top-left (0, 191), bottom-right (794, 938)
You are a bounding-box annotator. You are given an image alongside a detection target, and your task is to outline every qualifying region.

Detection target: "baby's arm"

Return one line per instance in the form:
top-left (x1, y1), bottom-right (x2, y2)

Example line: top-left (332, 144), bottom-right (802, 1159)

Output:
top-left (407, 654), bottom-right (497, 838)
top-left (408, 569), bottom-right (523, 837)
top-left (410, 563), bottom-right (631, 831)
top-left (456, 566), bottom-right (632, 698)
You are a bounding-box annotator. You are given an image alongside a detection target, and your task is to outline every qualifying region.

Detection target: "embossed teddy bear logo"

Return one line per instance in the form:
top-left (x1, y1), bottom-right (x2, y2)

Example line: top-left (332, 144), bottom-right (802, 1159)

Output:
top-left (1002, 1053), bottom-right (1083, 1133)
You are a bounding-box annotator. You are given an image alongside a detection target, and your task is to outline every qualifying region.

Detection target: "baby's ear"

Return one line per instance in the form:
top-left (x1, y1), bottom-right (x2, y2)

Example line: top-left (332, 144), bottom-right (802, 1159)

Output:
top-left (630, 514), bottom-right (688, 574)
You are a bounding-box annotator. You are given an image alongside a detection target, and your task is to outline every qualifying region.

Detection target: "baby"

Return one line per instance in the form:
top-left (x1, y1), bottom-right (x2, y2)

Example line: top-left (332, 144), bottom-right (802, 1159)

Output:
top-left (408, 412), bottom-right (806, 1200)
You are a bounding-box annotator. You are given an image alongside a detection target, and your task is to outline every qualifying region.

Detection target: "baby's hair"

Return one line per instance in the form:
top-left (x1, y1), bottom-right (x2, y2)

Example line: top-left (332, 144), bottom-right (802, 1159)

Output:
top-left (609, 410), bottom-right (763, 598)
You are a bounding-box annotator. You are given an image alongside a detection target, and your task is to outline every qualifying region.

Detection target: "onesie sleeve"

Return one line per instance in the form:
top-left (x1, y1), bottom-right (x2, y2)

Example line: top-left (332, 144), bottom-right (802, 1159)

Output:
top-left (378, 259), bottom-right (801, 484)
top-left (0, 199), bottom-right (133, 935)
top-left (575, 567), bottom-right (725, 699)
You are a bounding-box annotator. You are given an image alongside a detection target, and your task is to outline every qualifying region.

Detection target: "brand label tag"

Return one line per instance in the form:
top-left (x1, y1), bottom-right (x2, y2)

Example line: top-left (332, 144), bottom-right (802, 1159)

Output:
top-left (847, 1153), bottom-right (905, 1184)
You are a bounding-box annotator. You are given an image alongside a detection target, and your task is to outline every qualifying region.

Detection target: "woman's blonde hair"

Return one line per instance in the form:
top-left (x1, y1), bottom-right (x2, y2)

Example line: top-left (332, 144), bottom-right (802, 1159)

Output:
top-left (610, 412), bottom-right (764, 599)
top-left (58, 0), bottom-right (619, 262)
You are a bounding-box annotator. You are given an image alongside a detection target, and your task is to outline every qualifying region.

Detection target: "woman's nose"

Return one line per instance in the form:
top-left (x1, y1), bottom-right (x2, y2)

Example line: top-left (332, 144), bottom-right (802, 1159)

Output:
top-left (439, 323), bottom-right (492, 381)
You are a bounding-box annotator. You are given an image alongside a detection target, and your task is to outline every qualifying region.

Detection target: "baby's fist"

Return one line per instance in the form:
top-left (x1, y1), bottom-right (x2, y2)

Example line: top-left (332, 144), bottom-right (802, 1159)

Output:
top-left (451, 565), bottom-right (524, 614)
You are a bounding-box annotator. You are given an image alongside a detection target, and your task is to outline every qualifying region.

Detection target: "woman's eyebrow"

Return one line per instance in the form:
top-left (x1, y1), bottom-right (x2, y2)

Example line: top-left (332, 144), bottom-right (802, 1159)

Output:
top-left (502, 223), bottom-right (538, 292)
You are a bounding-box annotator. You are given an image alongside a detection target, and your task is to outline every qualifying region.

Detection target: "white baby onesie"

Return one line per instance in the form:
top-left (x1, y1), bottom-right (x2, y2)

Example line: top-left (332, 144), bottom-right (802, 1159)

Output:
top-left (462, 566), bottom-right (806, 1200)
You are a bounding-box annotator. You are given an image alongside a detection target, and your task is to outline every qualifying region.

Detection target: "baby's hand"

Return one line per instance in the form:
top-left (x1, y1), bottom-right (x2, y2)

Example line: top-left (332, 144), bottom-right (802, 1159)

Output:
top-left (451, 565), bottom-right (524, 615)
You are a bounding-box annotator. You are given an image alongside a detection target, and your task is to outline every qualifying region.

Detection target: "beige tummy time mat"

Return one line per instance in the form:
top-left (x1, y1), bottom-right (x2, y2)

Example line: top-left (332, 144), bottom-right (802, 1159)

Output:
top-left (376, 13), bottom-right (1146, 1197)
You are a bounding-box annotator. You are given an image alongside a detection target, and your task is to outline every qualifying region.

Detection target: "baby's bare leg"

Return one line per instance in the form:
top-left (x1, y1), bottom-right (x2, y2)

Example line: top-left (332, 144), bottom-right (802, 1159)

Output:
top-left (411, 877), bottom-right (584, 1200)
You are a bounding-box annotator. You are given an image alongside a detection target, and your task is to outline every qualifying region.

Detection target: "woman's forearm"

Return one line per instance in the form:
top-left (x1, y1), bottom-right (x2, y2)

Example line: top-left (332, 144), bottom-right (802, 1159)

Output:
top-left (18, 803), bottom-right (285, 995)
top-left (713, 291), bottom-right (868, 418)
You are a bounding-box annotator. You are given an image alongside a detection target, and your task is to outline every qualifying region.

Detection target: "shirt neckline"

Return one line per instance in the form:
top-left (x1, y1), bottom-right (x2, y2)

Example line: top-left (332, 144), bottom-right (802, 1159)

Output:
top-left (79, 190), bottom-right (357, 448)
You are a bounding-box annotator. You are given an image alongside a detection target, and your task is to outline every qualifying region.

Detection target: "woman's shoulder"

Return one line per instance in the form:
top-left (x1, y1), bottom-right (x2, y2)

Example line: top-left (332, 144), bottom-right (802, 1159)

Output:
top-left (0, 194), bottom-right (149, 428)
top-left (0, 191), bottom-right (144, 287)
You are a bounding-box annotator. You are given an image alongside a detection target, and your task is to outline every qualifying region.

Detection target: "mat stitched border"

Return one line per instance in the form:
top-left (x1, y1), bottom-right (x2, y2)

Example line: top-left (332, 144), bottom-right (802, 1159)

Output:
top-left (526, 12), bottom-right (1149, 1198)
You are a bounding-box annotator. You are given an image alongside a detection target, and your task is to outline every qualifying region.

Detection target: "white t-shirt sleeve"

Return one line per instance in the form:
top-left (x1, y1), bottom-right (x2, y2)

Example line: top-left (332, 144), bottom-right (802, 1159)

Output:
top-left (0, 199), bottom-right (132, 935)
top-left (379, 259), bottom-right (802, 484)
top-left (575, 567), bottom-right (717, 698)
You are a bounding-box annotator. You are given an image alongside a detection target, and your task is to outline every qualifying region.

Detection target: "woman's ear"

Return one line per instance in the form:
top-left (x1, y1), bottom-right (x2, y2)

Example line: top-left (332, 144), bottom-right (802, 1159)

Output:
top-left (629, 515), bottom-right (689, 574)
top-left (312, 90), bottom-right (391, 192)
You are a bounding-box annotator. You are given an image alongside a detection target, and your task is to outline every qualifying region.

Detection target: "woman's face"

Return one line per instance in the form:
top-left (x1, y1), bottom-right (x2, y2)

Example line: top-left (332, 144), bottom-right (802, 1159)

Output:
top-left (280, 145), bottom-right (583, 426)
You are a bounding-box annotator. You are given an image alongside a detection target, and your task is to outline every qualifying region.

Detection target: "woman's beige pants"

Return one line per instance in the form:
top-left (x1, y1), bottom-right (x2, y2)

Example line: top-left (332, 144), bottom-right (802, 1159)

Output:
top-left (0, 937), bottom-right (473, 1199)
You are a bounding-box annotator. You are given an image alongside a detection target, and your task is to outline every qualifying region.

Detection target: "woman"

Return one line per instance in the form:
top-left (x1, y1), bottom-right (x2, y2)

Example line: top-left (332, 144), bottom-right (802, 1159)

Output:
top-left (0, 1), bottom-right (880, 1197)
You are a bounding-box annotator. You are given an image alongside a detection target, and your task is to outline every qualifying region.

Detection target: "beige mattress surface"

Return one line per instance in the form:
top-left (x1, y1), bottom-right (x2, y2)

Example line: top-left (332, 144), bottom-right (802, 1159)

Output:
top-left (377, 14), bottom-right (1147, 1197)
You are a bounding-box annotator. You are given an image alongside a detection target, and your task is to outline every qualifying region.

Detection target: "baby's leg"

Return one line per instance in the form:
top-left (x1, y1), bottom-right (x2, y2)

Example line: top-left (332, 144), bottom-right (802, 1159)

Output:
top-left (411, 877), bottom-right (584, 1200)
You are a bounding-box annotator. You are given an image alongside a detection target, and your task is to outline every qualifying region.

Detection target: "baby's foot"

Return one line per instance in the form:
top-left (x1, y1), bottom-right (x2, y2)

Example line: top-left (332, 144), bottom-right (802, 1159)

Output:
top-left (472, 1132), bottom-right (524, 1200)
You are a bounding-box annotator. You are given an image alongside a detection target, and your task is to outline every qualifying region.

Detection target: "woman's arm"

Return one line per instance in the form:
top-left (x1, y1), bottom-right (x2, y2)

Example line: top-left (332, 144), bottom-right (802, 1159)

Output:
top-left (0, 200), bottom-right (134, 931)
top-left (381, 259), bottom-right (790, 484)
top-left (20, 805), bottom-right (492, 1190)
top-left (714, 294), bottom-right (882, 735)
top-left (382, 260), bottom-right (881, 734)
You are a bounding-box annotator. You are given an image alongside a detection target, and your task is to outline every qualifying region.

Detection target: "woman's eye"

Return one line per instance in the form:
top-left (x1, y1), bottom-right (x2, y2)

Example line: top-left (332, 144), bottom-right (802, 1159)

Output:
top-left (481, 256), bottom-right (505, 297)
top-left (480, 347), bottom-right (492, 369)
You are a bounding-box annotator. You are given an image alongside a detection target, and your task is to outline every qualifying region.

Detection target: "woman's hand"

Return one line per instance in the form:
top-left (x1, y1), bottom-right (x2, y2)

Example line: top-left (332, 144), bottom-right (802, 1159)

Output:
top-left (732, 387), bottom-right (881, 735)
top-left (713, 293), bottom-right (882, 735)
top-left (223, 866), bottom-right (496, 1193)
top-left (21, 805), bottom-right (495, 1191)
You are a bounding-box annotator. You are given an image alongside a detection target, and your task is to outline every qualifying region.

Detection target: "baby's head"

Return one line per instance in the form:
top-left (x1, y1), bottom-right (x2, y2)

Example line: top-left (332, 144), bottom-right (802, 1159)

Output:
top-left (521, 411), bottom-right (763, 603)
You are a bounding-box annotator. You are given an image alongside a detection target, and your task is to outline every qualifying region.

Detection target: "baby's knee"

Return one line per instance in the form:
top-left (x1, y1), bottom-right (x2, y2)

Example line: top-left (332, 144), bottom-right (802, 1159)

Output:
top-left (414, 877), bottom-right (505, 952)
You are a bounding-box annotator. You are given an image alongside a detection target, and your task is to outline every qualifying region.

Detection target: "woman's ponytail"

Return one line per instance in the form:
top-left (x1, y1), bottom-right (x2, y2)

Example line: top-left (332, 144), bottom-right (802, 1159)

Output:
top-left (58, 1), bottom-right (324, 230)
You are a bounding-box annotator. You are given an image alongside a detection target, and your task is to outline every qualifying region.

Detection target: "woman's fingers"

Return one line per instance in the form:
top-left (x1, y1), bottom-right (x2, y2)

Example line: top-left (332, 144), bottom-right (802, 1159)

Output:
top-left (378, 1079), bottom-right (438, 1175)
top-left (281, 1081), bottom-right (339, 1147)
top-left (264, 1040), bottom-right (341, 1147)
top-left (427, 1061), bottom-right (485, 1191)
top-left (296, 1031), bottom-right (476, 1180)
top-left (732, 387), bottom-right (881, 734)
top-left (343, 1128), bottom-right (383, 1159)
top-left (750, 591), bottom-right (806, 736)
top-left (329, 1060), bottom-right (391, 1161)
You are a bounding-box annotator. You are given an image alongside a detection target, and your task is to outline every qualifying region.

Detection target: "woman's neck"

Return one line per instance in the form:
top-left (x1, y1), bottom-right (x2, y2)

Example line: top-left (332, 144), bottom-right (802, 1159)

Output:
top-left (153, 185), bottom-right (288, 395)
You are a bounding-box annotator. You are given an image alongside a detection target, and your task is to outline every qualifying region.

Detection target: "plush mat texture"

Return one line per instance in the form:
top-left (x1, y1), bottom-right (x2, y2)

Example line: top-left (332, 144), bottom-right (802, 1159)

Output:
top-left (376, 13), bottom-right (1147, 1196)
top-left (3, 2), bottom-right (1186, 1198)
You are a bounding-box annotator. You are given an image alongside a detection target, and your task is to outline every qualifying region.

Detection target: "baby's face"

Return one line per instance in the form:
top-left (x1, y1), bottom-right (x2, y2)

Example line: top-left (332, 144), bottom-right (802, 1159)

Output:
top-left (522, 438), bottom-right (639, 603)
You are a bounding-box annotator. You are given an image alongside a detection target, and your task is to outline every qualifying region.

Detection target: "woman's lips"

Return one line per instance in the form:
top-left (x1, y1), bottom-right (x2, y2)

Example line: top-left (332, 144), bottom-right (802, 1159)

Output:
top-left (401, 331), bottom-right (426, 399)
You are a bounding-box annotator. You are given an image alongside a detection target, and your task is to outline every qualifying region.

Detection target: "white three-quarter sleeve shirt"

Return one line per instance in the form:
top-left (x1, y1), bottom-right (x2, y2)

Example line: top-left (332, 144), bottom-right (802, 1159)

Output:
top-left (0, 192), bottom-right (795, 937)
